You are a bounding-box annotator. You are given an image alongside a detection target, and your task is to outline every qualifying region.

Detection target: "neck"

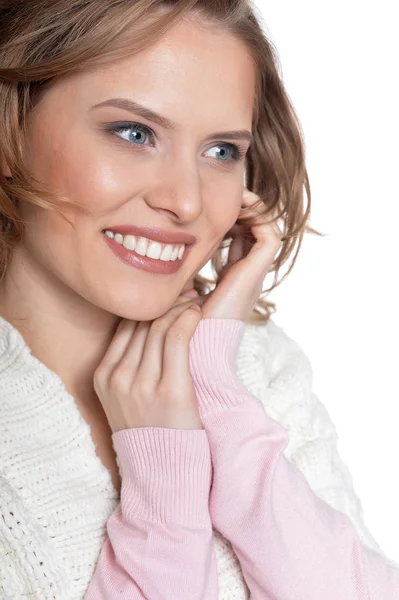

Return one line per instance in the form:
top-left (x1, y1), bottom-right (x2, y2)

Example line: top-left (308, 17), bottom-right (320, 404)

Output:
top-left (0, 245), bottom-right (122, 404)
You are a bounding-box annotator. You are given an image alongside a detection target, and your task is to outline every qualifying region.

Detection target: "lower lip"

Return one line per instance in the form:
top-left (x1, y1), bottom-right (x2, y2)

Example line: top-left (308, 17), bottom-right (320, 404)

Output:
top-left (102, 232), bottom-right (194, 275)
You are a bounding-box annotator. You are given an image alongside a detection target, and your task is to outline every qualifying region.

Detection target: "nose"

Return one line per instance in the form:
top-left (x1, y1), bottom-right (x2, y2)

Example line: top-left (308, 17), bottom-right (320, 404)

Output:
top-left (143, 164), bottom-right (204, 224)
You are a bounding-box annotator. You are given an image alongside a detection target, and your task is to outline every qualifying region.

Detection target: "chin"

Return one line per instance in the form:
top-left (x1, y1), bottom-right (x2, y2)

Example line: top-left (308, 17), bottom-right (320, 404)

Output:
top-left (83, 283), bottom-right (185, 323)
top-left (107, 296), bottom-right (178, 323)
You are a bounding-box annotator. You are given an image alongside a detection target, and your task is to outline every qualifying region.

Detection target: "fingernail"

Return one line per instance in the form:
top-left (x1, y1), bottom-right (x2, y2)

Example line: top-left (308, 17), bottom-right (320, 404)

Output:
top-left (182, 288), bottom-right (199, 298)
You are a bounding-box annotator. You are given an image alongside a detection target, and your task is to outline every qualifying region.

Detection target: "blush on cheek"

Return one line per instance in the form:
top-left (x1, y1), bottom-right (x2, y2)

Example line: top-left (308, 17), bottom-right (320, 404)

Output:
top-left (61, 146), bottom-right (148, 222)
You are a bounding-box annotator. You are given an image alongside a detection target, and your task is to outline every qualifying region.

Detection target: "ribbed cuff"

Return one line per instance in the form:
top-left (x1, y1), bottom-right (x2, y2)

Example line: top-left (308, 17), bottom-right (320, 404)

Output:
top-left (112, 427), bottom-right (212, 526)
top-left (189, 318), bottom-right (251, 416)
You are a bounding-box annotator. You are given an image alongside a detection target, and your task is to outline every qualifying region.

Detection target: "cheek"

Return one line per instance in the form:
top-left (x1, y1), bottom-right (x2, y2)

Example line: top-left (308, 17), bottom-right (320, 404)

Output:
top-left (19, 125), bottom-right (140, 278)
top-left (207, 192), bottom-right (241, 241)
top-left (26, 122), bottom-right (136, 227)
top-left (50, 144), bottom-right (134, 223)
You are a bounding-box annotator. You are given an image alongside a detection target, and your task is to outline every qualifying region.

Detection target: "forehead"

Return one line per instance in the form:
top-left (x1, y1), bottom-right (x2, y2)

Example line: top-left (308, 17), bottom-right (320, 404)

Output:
top-left (52, 17), bottom-right (256, 133)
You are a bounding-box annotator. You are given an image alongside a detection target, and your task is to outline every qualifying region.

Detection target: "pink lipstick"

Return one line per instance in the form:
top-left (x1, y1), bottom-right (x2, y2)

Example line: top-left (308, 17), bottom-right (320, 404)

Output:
top-left (102, 231), bottom-right (194, 275)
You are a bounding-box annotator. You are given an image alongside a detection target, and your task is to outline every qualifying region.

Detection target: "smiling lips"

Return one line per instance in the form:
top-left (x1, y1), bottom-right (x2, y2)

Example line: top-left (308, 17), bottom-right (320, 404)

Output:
top-left (104, 229), bottom-right (186, 261)
top-left (102, 230), bottom-right (194, 275)
top-left (103, 224), bottom-right (197, 246)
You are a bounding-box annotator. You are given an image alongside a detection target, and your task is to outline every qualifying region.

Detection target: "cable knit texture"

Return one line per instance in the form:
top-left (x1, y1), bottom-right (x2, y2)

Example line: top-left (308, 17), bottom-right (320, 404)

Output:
top-left (0, 314), bottom-right (395, 599)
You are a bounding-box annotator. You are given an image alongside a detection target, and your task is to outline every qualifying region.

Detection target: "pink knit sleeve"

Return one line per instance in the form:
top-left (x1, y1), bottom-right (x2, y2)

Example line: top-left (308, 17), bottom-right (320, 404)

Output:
top-left (84, 427), bottom-right (218, 599)
top-left (189, 317), bottom-right (399, 600)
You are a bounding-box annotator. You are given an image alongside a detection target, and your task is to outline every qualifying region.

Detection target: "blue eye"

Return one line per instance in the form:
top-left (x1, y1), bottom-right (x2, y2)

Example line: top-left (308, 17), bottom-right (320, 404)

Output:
top-left (206, 145), bottom-right (241, 162)
top-left (105, 121), bottom-right (247, 164)
top-left (110, 122), bottom-right (153, 145)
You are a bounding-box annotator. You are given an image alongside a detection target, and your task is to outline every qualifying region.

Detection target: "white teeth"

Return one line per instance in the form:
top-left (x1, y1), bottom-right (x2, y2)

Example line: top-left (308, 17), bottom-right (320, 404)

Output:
top-left (170, 245), bottom-right (179, 261)
top-left (123, 235), bottom-right (137, 251)
top-left (160, 244), bottom-right (173, 261)
top-left (145, 240), bottom-right (162, 259)
top-left (104, 230), bottom-right (186, 262)
top-left (135, 237), bottom-right (148, 257)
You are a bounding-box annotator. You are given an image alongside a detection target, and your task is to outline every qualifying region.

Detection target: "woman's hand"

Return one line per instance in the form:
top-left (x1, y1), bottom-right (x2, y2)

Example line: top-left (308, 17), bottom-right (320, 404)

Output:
top-left (93, 296), bottom-right (203, 434)
top-left (195, 189), bottom-right (284, 322)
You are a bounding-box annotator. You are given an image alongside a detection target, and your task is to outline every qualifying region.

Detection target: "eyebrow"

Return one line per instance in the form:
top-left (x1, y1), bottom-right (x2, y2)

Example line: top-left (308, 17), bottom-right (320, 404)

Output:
top-left (91, 97), bottom-right (253, 144)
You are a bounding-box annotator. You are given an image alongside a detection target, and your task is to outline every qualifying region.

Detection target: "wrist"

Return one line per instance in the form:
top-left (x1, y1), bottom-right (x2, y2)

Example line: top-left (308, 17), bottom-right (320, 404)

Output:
top-left (112, 427), bottom-right (212, 526)
top-left (189, 318), bottom-right (251, 415)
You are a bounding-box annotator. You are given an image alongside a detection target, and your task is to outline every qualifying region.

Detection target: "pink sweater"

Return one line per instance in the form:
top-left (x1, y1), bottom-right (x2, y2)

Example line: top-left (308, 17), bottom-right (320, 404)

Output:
top-left (84, 318), bottom-right (399, 599)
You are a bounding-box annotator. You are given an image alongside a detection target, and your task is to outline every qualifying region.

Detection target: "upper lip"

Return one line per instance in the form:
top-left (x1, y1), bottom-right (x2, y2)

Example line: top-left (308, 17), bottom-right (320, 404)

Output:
top-left (103, 225), bottom-right (196, 246)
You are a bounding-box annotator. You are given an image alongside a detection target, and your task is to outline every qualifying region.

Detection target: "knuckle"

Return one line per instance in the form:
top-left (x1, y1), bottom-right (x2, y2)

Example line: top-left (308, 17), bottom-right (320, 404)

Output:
top-left (93, 366), bottom-right (108, 388)
top-left (271, 235), bottom-right (281, 248)
top-left (109, 364), bottom-right (132, 391)
top-left (132, 376), bottom-right (154, 401)
top-left (93, 367), bottom-right (105, 383)
top-left (269, 229), bottom-right (282, 247)
top-left (157, 380), bottom-right (174, 401)
top-left (93, 373), bottom-right (104, 396)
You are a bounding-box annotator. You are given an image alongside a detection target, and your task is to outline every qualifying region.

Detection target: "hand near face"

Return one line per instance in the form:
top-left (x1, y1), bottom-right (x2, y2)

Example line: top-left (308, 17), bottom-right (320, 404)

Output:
top-left (192, 189), bottom-right (284, 322)
top-left (93, 295), bottom-right (203, 434)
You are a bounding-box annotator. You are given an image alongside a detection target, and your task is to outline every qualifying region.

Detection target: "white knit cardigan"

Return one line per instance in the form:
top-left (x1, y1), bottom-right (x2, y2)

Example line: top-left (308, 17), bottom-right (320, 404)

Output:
top-left (0, 314), bottom-right (387, 599)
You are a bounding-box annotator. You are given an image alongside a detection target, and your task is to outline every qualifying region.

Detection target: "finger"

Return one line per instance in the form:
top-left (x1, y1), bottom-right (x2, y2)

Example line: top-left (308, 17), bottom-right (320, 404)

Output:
top-left (95, 297), bottom-right (196, 384)
top-left (115, 296), bottom-right (193, 375)
top-left (239, 191), bottom-right (274, 251)
top-left (249, 222), bottom-right (283, 278)
top-left (227, 234), bottom-right (245, 265)
top-left (240, 188), bottom-right (265, 223)
top-left (242, 191), bottom-right (284, 253)
top-left (218, 234), bottom-right (246, 282)
top-left (270, 217), bottom-right (285, 241)
top-left (117, 320), bottom-right (153, 377)
top-left (121, 298), bottom-right (198, 384)
top-left (162, 305), bottom-right (202, 384)
top-left (241, 189), bottom-right (282, 234)
top-left (192, 292), bottom-right (209, 308)
top-left (96, 318), bottom-right (139, 375)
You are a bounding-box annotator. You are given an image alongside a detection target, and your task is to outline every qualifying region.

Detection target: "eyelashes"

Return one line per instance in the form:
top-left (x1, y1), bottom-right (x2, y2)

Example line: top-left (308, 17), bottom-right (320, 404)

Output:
top-left (104, 121), bottom-right (248, 165)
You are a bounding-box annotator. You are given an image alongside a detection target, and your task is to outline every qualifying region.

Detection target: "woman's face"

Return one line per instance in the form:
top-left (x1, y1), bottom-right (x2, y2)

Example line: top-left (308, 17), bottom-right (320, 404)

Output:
top-left (19, 16), bottom-right (256, 321)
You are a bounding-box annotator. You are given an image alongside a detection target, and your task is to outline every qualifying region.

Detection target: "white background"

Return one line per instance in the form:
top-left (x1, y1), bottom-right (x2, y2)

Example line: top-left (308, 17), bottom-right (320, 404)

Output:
top-left (203, 0), bottom-right (399, 562)
top-left (256, 0), bottom-right (399, 561)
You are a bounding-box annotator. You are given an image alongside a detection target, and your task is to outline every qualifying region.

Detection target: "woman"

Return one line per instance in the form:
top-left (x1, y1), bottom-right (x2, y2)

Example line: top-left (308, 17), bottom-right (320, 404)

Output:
top-left (0, 0), bottom-right (397, 598)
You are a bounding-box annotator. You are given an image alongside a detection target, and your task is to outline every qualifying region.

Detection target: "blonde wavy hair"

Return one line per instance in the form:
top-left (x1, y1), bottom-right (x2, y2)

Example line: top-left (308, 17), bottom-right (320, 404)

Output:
top-left (0, 0), bottom-right (325, 325)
